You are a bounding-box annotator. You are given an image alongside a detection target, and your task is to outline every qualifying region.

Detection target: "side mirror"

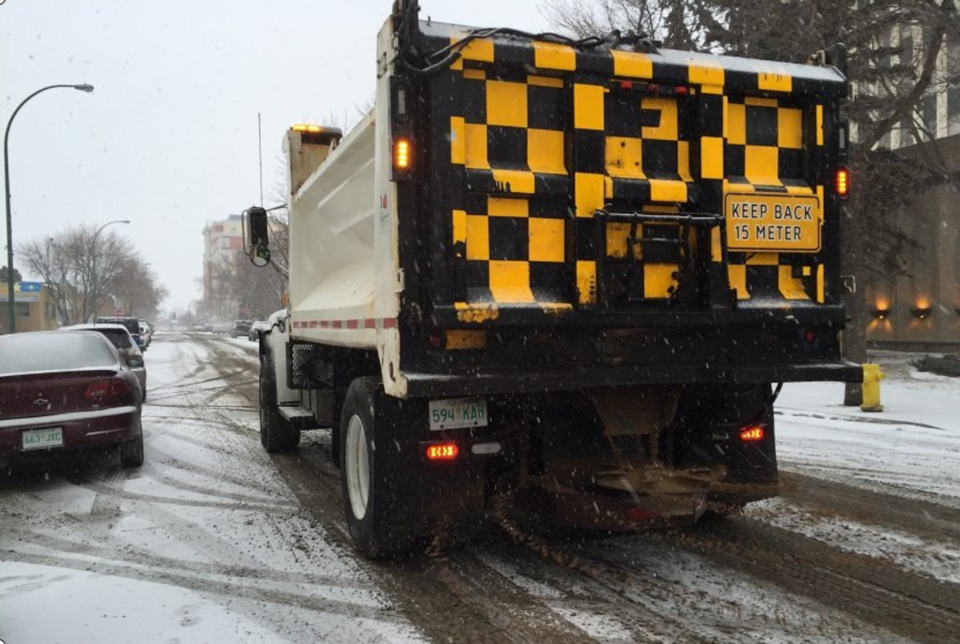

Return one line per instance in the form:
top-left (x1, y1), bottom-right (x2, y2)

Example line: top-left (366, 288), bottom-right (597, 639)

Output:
top-left (243, 206), bottom-right (271, 268)
top-left (252, 243), bottom-right (271, 268)
top-left (127, 357), bottom-right (144, 369)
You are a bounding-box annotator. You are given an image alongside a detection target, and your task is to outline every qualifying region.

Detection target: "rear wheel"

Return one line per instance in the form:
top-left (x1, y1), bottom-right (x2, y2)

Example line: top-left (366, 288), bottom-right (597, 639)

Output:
top-left (340, 377), bottom-right (413, 558)
top-left (121, 421), bottom-right (144, 468)
top-left (259, 353), bottom-right (300, 452)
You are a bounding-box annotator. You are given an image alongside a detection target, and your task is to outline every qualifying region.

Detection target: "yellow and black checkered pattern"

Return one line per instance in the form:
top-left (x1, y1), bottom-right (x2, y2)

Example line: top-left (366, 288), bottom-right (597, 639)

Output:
top-left (437, 32), bottom-right (844, 314)
top-left (723, 97), bottom-right (826, 303)
top-left (604, 94), bottom-right (693, 200)
top-left (571, 78), bottom-right (695, 303)
top-left (452, 195), bottom-right (568, 306)
top-left (724, 97), bottom-right (805, 190)
top-left (450, 69), bottom-right (571, 308)
top-left (451, 69), bottom-right (568, 194)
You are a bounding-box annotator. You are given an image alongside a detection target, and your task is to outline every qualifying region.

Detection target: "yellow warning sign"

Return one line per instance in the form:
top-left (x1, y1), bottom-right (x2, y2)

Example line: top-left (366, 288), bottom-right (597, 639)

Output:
top-left (725, 193), bottom-right (821, 252)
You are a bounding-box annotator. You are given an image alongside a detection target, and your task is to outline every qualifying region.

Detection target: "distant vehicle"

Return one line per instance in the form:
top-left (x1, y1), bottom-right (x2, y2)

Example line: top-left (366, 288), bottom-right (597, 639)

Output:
top-left (139, 323), bottom-right (152, 348)
top-left (231, 319), bottom-right (253, 339)
top-left (60, 324), bottom-right (147, 399)
top-left (96, 316), bottom-right (144, 350)
top-left (138, 320), bottom-right (154, 347)
top-left (248, 321), bottom-right (270, 341)
top-left (0, 331), bottom-right (144, 469)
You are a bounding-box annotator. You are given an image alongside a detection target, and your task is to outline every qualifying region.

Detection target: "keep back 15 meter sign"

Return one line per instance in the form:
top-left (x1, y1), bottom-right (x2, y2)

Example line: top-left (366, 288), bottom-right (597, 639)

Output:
top-left (724, 193), bottom-right (822, 253)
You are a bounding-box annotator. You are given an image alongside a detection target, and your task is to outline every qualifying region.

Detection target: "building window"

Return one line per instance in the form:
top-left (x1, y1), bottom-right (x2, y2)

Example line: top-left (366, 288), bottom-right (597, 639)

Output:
top-left (922, 94), bottom-right (938, 139)
top-left (16, 303), bottom-right (30, 317)
top-left (948, 82), bottom-right (960, 136)
top-left (899, 117), bottom-right (915, 147)
top-left (900, 31), bottom-right (913, 67)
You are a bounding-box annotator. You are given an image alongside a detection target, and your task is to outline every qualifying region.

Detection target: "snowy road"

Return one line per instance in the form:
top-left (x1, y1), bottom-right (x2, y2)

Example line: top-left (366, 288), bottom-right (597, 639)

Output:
top-left (1, 334), bottom-right (958, 643)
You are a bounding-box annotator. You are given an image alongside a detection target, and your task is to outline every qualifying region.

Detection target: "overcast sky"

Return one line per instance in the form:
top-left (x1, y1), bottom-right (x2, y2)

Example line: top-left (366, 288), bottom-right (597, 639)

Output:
top-left (1, 0), bottom-right (554, 311)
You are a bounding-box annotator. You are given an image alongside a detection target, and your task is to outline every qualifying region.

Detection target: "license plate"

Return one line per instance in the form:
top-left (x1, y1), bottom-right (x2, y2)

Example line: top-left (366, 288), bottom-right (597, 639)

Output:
top-left (726, 193), bottom-right (821, 252)
top-left (22, 427), bottom-right (64, 451)
top-left (429, 398), bottom-right (488, 431)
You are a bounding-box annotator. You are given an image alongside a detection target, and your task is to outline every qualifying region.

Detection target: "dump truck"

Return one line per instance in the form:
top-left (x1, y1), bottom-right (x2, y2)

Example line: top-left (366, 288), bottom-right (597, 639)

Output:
top-left (247, 0), bottom-right (861, 558)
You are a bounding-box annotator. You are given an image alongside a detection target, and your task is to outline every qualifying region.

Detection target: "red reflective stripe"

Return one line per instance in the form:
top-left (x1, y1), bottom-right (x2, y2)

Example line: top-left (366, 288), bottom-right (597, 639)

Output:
top-left (292, 317), bottom-right (399, 329)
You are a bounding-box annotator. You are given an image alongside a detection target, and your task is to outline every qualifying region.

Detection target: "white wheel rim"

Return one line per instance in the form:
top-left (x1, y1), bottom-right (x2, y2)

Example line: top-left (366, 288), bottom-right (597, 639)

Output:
top-left (346, 414), bottom-right (370, 520)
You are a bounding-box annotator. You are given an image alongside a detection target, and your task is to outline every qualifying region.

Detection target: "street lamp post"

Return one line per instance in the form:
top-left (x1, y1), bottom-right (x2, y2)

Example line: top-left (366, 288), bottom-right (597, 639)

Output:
top-left (4, 83), bottom-right (94, 333)
top-left (89, 219), bottom-right (130, 321)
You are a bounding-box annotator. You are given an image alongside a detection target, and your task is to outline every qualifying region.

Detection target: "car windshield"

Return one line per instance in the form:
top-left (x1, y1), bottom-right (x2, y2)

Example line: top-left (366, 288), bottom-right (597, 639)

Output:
top-left (98, 328), bottom-right (134, 350)
top-left (0, 333), bottom-right (117, 375)
top-left (98, 318), bottom-right (138, 334)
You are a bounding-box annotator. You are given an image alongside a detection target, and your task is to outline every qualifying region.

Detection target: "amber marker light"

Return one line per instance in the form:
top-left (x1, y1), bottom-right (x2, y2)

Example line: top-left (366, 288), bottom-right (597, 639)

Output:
top-left (740, 426), bottom-right (765, 442)
top-left (394, 138), bottom-right (412, 171)
top-left (836, 167), bottom-right (850, 199)
top-left (292, 123), bottom-right (323, 133)
top-left (426, 443), bottom-right (458, 460)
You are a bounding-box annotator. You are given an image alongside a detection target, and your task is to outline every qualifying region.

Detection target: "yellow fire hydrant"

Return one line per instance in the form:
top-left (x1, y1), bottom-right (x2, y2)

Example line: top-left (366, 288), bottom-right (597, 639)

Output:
top-left (861, 363), bottom-right (886, 412)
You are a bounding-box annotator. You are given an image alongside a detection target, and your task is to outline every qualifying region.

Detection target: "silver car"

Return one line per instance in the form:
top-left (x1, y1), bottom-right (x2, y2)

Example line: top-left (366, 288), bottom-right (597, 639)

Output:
top-left (59, 324), bottom-right (148, 400)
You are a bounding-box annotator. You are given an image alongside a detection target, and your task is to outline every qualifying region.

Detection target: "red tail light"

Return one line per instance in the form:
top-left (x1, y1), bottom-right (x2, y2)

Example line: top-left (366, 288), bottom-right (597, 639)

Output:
top-left (85, 378), bottom-right (131, 399)
top-left (84, 381), bottom-right (111, 399)
top-left (740, 426), bottom-right (765, 442)
top-left (426, 443), bottom-right (458, 460)
top-left (836, 167), bottom-right (850, 199)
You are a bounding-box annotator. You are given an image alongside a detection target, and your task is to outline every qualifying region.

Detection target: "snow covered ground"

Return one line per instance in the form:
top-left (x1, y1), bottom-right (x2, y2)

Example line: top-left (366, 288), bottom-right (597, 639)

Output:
top-left (1, 339), bottom-right (957, 643)
top-left (0, 335), bottom-right (425, 644)
top-left (775, 351), bottom-right (960, 507)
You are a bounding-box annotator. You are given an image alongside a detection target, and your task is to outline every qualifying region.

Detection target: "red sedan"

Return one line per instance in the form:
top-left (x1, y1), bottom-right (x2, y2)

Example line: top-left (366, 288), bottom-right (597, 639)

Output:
top-left (0, 331), bottom-right (144, 469)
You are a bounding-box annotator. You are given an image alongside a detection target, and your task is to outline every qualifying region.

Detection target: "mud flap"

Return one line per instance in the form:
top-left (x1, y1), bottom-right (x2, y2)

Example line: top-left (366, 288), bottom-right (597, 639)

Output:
top-left (372, 391), bottom-right (488, 545)
top-left (672, 384), bottom-right (779, 503)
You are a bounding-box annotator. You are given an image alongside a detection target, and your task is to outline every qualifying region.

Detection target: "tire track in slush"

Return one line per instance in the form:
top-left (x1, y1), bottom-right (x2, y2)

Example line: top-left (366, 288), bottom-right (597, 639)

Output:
top-left (652, 516), bottom-right (960, 644)
top-left (2, 334), bottom-right (422, 644)
top-left (198, 332), bottom-right (958, 643)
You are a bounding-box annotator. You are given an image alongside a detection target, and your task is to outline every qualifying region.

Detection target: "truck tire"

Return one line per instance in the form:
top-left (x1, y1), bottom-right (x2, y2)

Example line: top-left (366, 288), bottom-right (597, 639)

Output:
top-left (259, 353), bottom-right (300, 453)
top-left (339, 377), bottom-right (413, 558)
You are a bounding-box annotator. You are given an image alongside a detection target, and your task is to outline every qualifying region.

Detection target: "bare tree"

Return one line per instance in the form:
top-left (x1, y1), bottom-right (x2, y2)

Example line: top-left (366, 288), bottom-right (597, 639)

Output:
top-left (200, 257), bottom-right (241, 323)
top-left (18, 225), bottom-right (168, 325)
top-left (113, 258), bottom-right (168, 319)
top-left (542, 0), bottom-right (960, 404)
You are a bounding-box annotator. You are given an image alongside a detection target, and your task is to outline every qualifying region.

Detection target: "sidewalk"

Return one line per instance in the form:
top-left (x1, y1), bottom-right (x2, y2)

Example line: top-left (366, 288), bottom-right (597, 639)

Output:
top-left (774, 351), bottom-right (960, 505)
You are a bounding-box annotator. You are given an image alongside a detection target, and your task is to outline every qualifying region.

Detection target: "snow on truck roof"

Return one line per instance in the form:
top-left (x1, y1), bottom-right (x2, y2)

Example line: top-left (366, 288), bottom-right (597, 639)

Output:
top-left (417, 20), bottom-right (846, 94)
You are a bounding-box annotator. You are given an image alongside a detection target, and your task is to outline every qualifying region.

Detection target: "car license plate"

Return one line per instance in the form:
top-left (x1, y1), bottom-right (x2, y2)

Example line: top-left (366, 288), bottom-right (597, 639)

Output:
top-left (726, 193), bottom-right (821, 252)
top-left (22, 427), bottom-right (64, 450)
top-left (429, 398), bottom-right (488, 431)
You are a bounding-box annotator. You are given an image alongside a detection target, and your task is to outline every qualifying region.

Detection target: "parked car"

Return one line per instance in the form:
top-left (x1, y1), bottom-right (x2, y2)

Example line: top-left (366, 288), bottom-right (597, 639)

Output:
top-left (60, 324), bottom-right (147, 399)
top-left (96, 316), bottom-right (144, 350)
top-left (231, 319), bottom-right (253, 338)
top-left (248, 320), bottom-right (270, 341)
top-left (138, 321), bottom-right (153, 348)
top-left (0, 331), bottom-right (144, 469)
